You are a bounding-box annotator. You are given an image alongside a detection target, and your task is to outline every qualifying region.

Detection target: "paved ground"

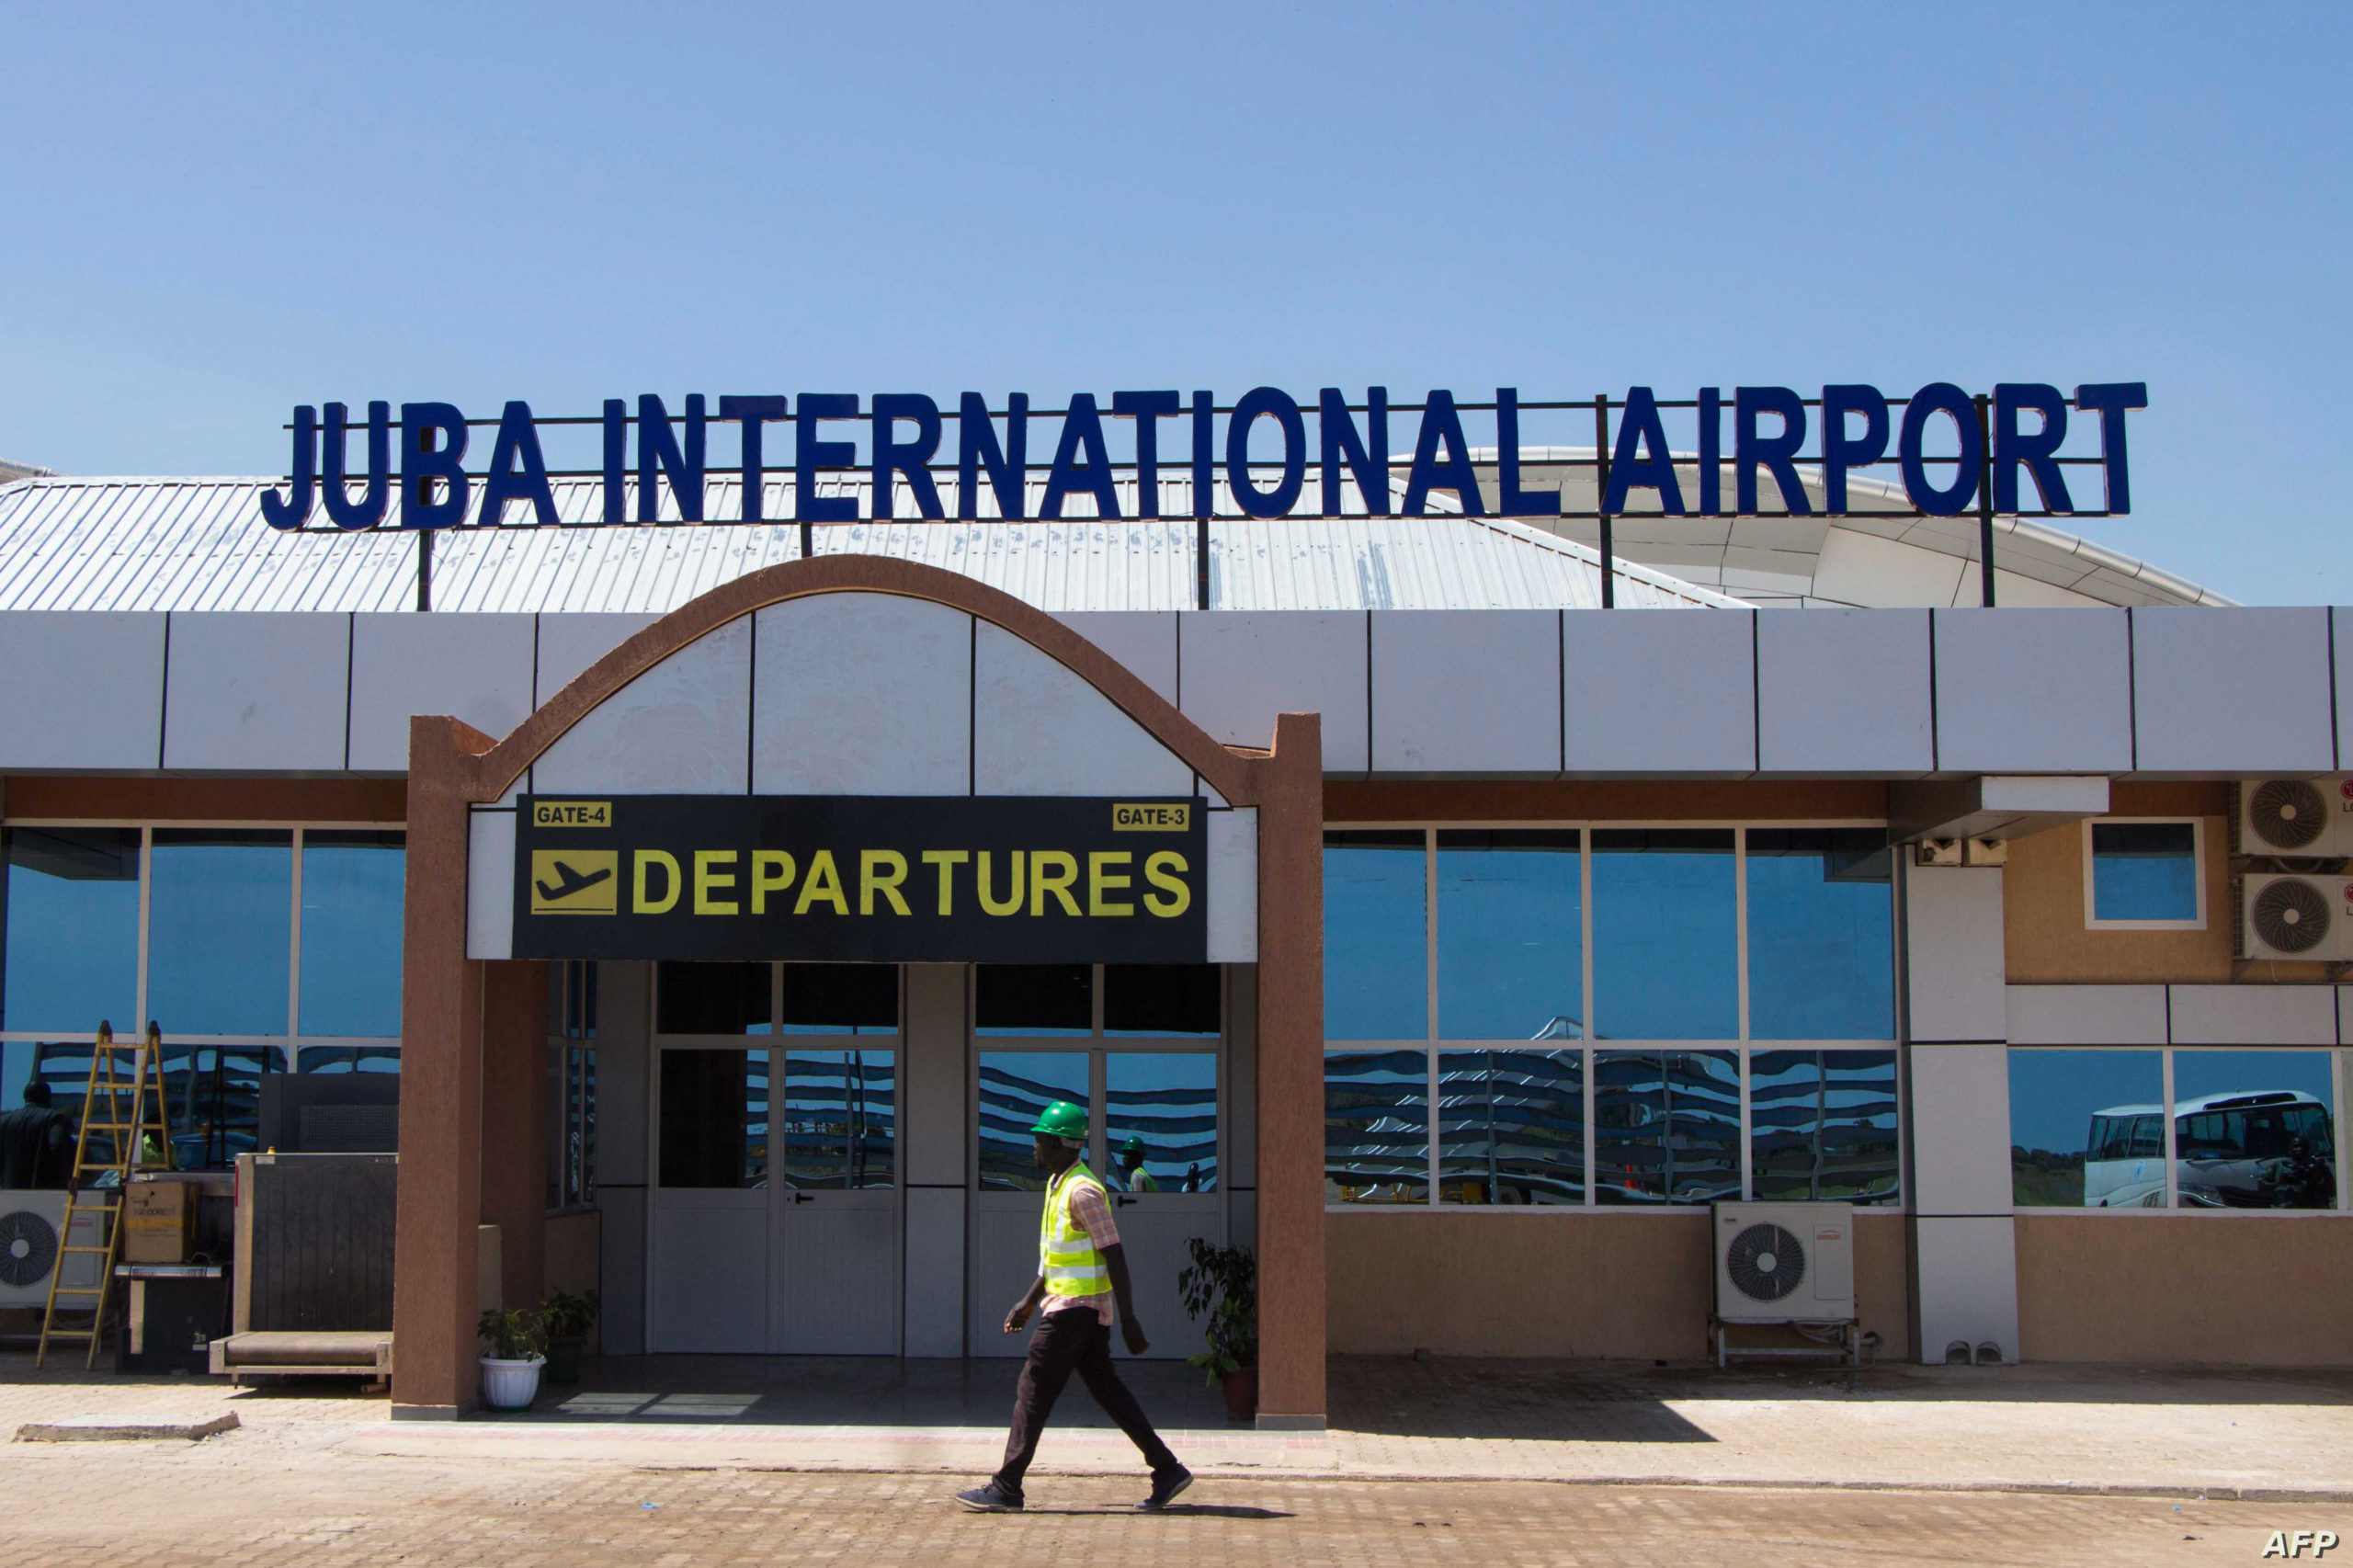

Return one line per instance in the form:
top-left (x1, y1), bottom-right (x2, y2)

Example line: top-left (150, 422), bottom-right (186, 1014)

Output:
top-left (2, 1352), bottom-right (2348, 1564)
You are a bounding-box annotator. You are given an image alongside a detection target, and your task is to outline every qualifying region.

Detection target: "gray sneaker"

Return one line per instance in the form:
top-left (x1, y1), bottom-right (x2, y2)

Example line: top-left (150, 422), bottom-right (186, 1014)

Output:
top-left (955, 1483), bottom-right (1023, 1513)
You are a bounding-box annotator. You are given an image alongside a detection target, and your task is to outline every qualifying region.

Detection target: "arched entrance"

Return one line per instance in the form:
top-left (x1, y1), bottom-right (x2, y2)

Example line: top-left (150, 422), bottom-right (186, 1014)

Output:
top-left (389, 557), bottom-right (1324, 1424)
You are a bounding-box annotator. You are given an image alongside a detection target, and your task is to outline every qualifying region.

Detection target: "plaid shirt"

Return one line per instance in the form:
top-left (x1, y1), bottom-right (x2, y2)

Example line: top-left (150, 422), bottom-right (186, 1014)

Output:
top-left (1040, 1168), bottom-right (1121, 1326)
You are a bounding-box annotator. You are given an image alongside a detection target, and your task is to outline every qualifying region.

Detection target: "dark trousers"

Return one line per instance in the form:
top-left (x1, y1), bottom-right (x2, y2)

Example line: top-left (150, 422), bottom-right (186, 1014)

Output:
top-left (994, 1306), bottom-right (1178, 1494)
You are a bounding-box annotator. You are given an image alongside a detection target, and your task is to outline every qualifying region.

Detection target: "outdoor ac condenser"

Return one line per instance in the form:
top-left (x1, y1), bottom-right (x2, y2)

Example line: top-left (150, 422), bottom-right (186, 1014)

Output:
top-left (2236, 872), bottom-right (2353, 961)
top-left (1711, 1201), bottom-right (1855, 1324)
top-left (0, 1191), bottom-right (105, 1309)
top-left (2234, 777), bottom-right (2353, 858)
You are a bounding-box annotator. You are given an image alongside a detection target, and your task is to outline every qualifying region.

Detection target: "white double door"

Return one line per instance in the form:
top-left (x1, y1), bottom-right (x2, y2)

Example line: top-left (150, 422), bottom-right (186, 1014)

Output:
top-left (654, 1184), bottom-right (901, 1354)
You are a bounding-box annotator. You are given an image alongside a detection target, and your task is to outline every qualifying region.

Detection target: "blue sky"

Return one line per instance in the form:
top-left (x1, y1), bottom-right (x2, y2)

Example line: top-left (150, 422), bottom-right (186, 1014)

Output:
top-left (2, 4), bottom-right (2345, 603)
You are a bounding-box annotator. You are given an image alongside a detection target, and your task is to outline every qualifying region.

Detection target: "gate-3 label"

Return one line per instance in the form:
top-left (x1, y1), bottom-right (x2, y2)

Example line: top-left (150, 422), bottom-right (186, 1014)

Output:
top-left (511, 794), bottom-right (1209, 964)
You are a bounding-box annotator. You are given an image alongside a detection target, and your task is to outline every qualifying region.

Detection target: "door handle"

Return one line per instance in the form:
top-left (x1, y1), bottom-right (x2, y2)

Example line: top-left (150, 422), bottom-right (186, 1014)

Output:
top-left (791, 1192), bottom-right (814, 1204)
top-left (1113, 1195), bottom-right (1137, 1207)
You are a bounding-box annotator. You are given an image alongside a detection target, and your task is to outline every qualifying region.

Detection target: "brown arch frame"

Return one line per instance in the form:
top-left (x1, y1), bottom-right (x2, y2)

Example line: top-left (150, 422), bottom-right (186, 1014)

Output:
top-left (392, 556), bottom-right (1325, 1427)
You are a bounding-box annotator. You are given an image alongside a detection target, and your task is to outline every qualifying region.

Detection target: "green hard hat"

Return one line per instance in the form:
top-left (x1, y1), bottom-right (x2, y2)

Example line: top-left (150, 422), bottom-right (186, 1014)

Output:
top-left (1120, 1136), bottom-right (1147, 1157)
top-left (1029, 1100), bottom-right (1089, 1139)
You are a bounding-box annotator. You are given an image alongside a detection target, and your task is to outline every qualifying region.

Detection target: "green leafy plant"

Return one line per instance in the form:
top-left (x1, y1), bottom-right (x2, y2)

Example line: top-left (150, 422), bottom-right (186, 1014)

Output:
top-left (477, 1306), bottom-right (544, 1361)
top-left (539, 1289), bottom-right (601, 1340)
top-left (1176, 1238), bottom-right (1256, 1386)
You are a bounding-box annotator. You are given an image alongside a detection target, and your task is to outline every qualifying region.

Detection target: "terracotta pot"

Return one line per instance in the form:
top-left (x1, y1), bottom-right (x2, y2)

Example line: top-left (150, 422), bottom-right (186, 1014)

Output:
top-left (1220, 1364), bottom-right (1258, 1423)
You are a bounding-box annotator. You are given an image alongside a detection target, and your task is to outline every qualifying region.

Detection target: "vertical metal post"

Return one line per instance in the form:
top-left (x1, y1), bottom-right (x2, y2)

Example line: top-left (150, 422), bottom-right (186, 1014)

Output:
top-left (1973, 393), bottom-right (1995, 608)
top-left (800, 519), bottom-right (813, 561)
top-left (416, 528), bottom-right (433, 612)
top-left (1197, 515), bottom-right (1211, 611)
top-left (1594, 395), bottom-right (1615, 608)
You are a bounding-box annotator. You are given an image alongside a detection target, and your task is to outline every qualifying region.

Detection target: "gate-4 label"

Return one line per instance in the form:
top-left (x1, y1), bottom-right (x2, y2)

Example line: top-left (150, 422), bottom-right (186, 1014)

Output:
top-left (511, 794), bottom-right (1209, 965)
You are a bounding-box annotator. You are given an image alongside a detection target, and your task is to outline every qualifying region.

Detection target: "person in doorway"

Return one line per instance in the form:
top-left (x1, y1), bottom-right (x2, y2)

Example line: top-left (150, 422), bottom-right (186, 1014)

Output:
top-left (956, 1101), bottom-right (1191, 1514)
top-left (1114, 1135), bottom-right (1159, 1194)
top-left (0, 1081), bottom-right (75, 1189)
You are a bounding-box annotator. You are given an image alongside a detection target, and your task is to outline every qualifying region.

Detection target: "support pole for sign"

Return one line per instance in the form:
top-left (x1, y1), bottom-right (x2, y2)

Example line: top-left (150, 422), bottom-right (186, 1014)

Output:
top-left (1594, 395), bottom-right (1615, 608)
top-left (1197, 516), bottom-right (1211, 611)
top-left (416, 528), bottom-right (433, 612)
top-left (800, 519), bottom-right (813, 562)
top-left (1973, 393), bottom-right (1996, 608)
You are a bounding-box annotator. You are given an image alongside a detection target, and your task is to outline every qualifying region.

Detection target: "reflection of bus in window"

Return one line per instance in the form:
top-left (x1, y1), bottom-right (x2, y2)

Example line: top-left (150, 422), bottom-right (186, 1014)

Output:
top-left (2086, 1091), bottom-right (2335, 1209)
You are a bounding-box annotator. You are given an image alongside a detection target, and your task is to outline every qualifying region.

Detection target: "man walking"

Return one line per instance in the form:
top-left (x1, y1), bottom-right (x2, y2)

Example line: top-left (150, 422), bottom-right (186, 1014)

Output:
top-left (956, 1100), bottom-right (1191, 1514)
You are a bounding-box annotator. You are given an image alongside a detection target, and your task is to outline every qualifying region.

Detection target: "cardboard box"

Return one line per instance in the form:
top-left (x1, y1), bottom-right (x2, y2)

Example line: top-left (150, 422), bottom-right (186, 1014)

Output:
top-left (122, 1179), bottom-right (192, 1264)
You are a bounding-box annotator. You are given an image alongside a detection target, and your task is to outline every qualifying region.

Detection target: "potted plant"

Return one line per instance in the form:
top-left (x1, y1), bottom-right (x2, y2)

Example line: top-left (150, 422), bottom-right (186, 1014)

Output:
top-left (538, 1289), bottom-right (601, 1385)
top-left (477, 1306), bottom-right (546, 1411)
top-left (1177, 1238), bottom-right (1257, 1422)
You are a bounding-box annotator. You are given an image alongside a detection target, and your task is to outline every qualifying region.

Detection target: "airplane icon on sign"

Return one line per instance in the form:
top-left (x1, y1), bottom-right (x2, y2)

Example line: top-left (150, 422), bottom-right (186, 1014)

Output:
top-left (536, 861), bottom-right (612, 903)
top-left (529, 849), bottom-right (620, 915)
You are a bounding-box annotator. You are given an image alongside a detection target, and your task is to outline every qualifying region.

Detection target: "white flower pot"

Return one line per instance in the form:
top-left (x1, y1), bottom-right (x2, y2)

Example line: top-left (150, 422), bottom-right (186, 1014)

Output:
top-left (479, 1355), bottom-right (544, 1411)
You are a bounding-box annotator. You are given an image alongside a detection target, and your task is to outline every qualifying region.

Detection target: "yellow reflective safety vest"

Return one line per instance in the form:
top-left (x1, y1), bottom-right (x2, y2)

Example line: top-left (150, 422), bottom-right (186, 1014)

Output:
top-left (1040, 1161), bottom-right (1112, 1299)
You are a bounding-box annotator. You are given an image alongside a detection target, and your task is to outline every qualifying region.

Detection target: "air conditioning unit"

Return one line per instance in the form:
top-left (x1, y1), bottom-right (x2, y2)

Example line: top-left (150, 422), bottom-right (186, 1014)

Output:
top-left (2237, 872), bottom-right (2353, 961)
top-left (2236, 777), bottom-right (2353, 858)
top-left (1712, 1201), bottom-right (1855, 1324)
top-left (0, 1192), bottom-right (104, 1309)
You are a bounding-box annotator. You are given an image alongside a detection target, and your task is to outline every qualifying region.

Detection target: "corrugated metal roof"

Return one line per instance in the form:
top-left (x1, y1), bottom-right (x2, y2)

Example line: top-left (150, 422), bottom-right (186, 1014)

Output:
top-left (0, 474), bottom-right (1742, 613)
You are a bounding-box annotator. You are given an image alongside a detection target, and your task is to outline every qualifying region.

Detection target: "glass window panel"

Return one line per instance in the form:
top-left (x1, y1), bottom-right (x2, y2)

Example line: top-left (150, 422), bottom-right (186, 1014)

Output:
top-left (295, 1044), bottom-right (399, 1073)
top-left (658, 1047), bottom-right (767, 1187)
top-left (1590, 831), bottom-right (1735, 1040)
top-left (777, 963), bottom-right (899, 1035)
top-left (1438, 1048), bottom-right (1584, 1204)
top-left (780, 1049), bottom-right (895, 1188)
top-left (1750, 1049), bottom-right (1900, 1202)
top-left (976, 964), bottom-right (1092, 1036)
top-left (2090, 822), bottom-right (2199, 922)
top-left (2173, 1051), bottom-right (2336, 1210)
top-left (149, 830), bottom-right (293, 1036)
top-left (299, 831), bottom-right (404, 1038)
top-left (657, 961), bottom-right (771, 1035)
top-left (2007, 1049), bottom-right (2165, 1207)
top-left (1324, 833), bottom-right (1427, 1040)
top-left (133, 1043), bottom-right (286, 1171)
top-left (1436, 832), bottom-right (1582, 1040)
top-left (1106, 1051), bottom-right (1217, 1192)
top-left (2, 827), bottom-right (141, 1035)
top-left (978, 1051), bottom-right (1089, 1191)
top-left (1594, 1049), bottom-right (1740, 1205)
top-left (1746, 830), bottom-right (1894, 1040)
top-left (1104, 964), bottom-right (1221, 1037)
top-left (1324, 1049), bottom-right (1428, 1204)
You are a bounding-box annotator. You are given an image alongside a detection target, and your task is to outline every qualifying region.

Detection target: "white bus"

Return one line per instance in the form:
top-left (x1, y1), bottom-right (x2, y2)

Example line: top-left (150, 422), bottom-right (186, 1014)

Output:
top-left (2084, 1090), bottom-right (2335, 1209)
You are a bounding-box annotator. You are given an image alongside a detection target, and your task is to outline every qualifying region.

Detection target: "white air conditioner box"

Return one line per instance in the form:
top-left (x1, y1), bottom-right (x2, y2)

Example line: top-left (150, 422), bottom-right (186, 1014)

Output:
top-left (2236, 778), bottom-right (2353, 858)
top-left (2237, 872), bottom-right (2353, 961)
top-left (0, 1192), bottom-right (104, 1308)
top-left (1712, 1200), bottom-right (1856, 1324)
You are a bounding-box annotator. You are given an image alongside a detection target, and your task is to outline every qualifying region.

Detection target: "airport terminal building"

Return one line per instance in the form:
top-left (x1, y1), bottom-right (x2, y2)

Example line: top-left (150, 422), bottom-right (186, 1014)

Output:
top-left (1, 413), bottom-right (2347, 1423)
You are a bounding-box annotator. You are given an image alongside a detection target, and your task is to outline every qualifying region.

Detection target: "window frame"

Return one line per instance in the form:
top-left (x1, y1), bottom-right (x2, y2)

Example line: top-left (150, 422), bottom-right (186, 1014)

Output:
top-left (2080, 816), bottom-right (2207, 932)
top-left (1322, 820), bottom-right (1903, 1214)
top-left (2004, 1044), bottom-right (2349, 1216)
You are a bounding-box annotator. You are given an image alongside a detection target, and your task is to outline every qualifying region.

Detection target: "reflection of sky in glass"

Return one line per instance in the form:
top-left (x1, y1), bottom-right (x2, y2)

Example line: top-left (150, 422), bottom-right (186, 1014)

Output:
top-left (1594, 1049), bottom-right (1739, 1204)
top-left (1436, 835), bottom-right (1581, 1040)
top-left (1746, 834), bottom-right (1893, 1040)
top-left (299, 835), bottom-right (404, 1037)
top-left (149, 833), bottom-right (292, 1035)
top-left (1106, 1051), bottom-right (1216, 1191)
top-left (1591, 835), bottom-right (1735, 1040)
top-left (2007, 1051), bottom-right (2164, 1154)
top-left (2173, 1050), bottom-right (2333, 1108)
top-left (1438, 1049), bottom-right (1582, 1203)
top-left (1324, 837), bottom-right (1426, 1040)
top-left (1324, 1049), bottom-right (1428, 1201)
top-left (3, 827), bottom-right (139, 1034)
top-left (978, 1051), bottom-right (1088, 1190)
top-left (781, 1049), bottom-right (895, 1188)
top-left (1749, 1049), bottom-right (1899, 1201)
top-left (2091, 824), bottom-right (2198, 921)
